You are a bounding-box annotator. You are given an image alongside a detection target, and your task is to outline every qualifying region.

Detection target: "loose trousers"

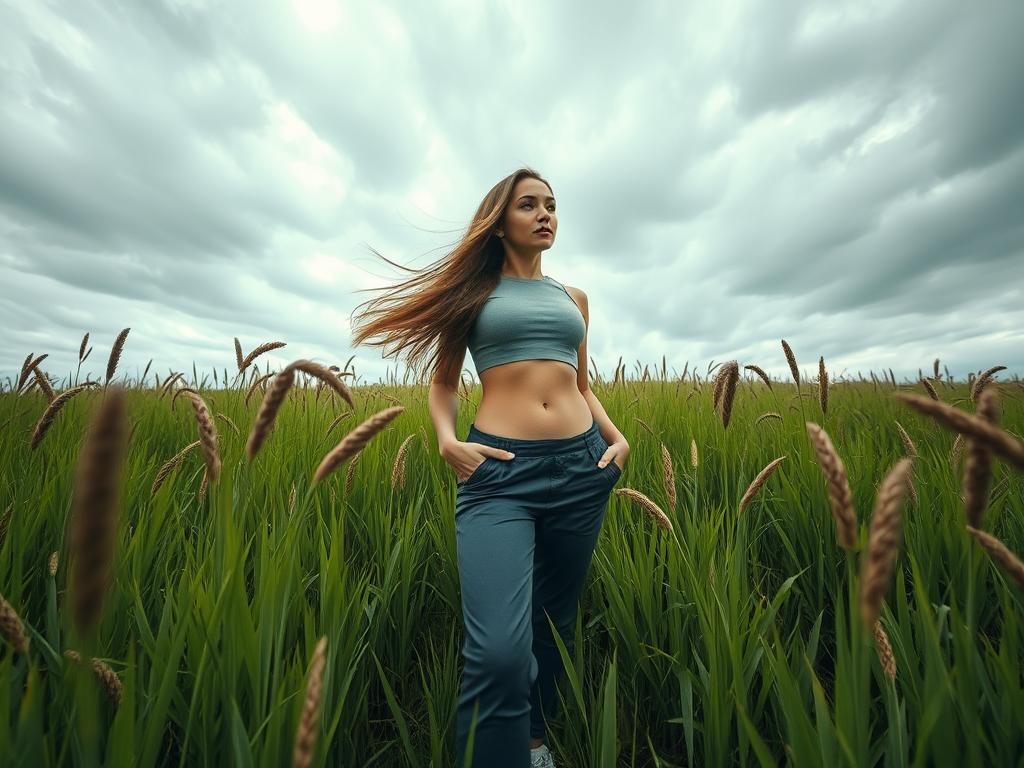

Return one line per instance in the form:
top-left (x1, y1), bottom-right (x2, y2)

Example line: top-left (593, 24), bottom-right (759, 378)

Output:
top-left (453, 417), bottom-right (622, 768)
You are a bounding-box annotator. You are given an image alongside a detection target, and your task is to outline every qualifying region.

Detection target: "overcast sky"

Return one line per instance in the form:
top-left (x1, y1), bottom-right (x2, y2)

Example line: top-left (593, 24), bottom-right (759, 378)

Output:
top-left (2, 0), bottom-right (1022, 390)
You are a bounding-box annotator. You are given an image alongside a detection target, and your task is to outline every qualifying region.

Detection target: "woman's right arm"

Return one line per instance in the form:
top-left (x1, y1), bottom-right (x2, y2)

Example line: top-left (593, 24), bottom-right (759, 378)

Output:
top-left (428, 345), bottom-right (467, 455)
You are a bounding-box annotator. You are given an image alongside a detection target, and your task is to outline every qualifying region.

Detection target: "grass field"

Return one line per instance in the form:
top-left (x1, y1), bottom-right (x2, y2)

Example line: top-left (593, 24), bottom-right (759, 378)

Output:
top-left (2, 339), bottom-right (1023, 767)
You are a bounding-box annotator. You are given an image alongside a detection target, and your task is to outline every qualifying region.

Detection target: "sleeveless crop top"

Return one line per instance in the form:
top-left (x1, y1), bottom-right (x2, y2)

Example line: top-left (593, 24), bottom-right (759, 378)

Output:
top-left (467, 275), bottom-right (586, 376)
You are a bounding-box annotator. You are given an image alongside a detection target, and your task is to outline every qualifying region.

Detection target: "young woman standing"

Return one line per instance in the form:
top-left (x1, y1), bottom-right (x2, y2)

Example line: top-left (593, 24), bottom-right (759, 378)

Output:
top-left (351, 167), bottom-right (628, 768)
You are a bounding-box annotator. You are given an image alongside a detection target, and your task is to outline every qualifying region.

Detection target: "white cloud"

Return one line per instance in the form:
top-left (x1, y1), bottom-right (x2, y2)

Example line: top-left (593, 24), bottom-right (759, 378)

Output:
top-left (1, 0), bottom-right (1021, 390)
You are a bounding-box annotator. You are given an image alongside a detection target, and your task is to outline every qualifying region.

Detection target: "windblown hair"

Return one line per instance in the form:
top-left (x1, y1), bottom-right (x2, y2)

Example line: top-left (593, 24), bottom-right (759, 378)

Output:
top-left (349, 166), bottom-right (552, 388)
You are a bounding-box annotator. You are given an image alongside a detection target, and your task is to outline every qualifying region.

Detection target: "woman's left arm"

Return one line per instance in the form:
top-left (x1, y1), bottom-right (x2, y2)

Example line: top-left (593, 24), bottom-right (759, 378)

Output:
top-left (566, 285), bottom-right (629, 470)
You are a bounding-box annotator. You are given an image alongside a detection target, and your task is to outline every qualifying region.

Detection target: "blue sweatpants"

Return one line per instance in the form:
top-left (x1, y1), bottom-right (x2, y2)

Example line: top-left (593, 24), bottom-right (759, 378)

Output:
top-left (453, 417), bottom-right (622, 768)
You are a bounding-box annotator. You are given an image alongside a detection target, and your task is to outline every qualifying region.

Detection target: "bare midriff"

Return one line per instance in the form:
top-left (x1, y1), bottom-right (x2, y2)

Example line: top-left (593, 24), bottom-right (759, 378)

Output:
top-left (473, 359), bottom-right (593, 439)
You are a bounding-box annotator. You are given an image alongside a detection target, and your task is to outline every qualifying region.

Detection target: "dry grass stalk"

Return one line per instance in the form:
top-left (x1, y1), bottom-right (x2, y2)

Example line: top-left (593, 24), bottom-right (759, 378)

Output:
top-left (719, 361), bottom-right (739, 429)
top-left (247, 368), bottom-right (296, 460)
top-left (238, 341), bottom-right (287, 375)
top-left (859, 457), bottom-right (913, 628)
top-left (907, 474), bottom-right (919, 508)
top-left (818, 356), bottom-right (829, 415)
top-left (894, 421), bottom-right (917, 457)
top-left (971, 365), bottom-right (1006, 405)
top-left (292, 636), bottom-right (328, 768)
top-left (873, 620), bottom-right (897, 680)
top-left (781, 339), bottom-right (800, 386)
top-left (755, 411), bottom-right (783, 426)
top-left (216, 412), bottom-right (240, 436)
top-left (30, 384), bottom-right (92, 450)
top-left (315, 407), bottom-right (405, 484)
top-left (49, 551), bottom-right (59, 577)
top-left (391, 433), bottom-right (415, 490)
top-left (198, 467), bottom-right (208, 503)
top-left (186, 392), bottom-right (221, 483)
top-left (743, 364), bottom-right (773, 390)
top-left (69, 385), bottom-right (128, 635)
top-left (288, 482), bottom-right (297, 514)
top-left (963, 387), bottom-right (1001, 528)
top-left (612, 488), bottom-right (673, 531)
top-left (965, 526), bottom-right (1024, 590)
top-left (0, 592), bottom-right (29, 654)
top-left (105, 327), bottom-right (131, 385)
top-left (63, 650), bottom-right (123, 707)
top-left (690, 438), bottom-right (699, 469)
top-left (152, 440), bottom-right (201, 496)
top-left (738, 455), bottom-right (787, 514)
top-left (661, 442), bottom-right (677, 510)
top-left (894, 393), bottom-right (1024, 471)
top-left (805, 423), bottom-right (858, 550)
top-left (920, 377), bottom-right (940, 401)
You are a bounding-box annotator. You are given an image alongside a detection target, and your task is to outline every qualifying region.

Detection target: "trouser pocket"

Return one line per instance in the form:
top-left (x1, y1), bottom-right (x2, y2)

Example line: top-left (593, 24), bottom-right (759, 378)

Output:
top-left (585, 433), bottom-right (623, 489)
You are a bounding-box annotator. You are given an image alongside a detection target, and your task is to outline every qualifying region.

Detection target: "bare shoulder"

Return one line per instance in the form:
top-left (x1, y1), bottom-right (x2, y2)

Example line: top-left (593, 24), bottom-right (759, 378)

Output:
top-left (557, 286), bottom-right (589, 325)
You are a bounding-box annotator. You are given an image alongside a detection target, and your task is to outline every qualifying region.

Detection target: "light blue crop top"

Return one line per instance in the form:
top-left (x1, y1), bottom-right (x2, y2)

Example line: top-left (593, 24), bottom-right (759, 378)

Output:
top-left (467, 275), bottom-right (586, 376)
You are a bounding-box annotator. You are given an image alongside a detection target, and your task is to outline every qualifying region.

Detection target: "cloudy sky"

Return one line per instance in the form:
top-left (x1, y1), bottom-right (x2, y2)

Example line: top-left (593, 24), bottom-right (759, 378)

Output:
top-left (2, 0), bottom-right (1022, 390)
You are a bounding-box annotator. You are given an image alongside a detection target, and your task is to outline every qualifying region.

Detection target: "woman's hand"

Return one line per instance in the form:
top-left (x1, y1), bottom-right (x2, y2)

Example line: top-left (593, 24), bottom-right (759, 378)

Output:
top-left (441, 440), bottom-right (515, 483)
top-left (597, 439), bottom-right (629, 471)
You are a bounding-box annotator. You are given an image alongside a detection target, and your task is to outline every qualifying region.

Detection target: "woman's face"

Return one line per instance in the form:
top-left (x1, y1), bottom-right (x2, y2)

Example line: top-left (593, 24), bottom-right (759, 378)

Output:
top-left (500, 178), bottom-right (556, 252)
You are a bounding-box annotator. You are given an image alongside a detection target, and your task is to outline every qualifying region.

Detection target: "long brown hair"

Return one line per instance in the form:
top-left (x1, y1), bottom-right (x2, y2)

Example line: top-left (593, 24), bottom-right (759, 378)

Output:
top-left (349, 166), bottom-right (553, 387)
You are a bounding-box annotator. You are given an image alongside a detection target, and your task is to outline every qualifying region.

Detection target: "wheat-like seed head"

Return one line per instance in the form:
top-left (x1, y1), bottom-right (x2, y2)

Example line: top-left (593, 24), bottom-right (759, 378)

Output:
top-left (660, 442), bottom-right (676, 511)
top-left (247, 368), bottom-right (296, 460)
top-left (314, 407), bottom-right (405, 484)
top-left (805, 423), bottom-right (858, 550)
top-left (894, 421), bottom-right (917, 457)
top-left (970, 365), bottom-right (1006, 405)
top-left (287, 360), bottom-right (355, 410)
top-left (391, 433), bottom-right (415, 490)
top-left (932, 358), bottom-right (940, 381)
top-left (35, 370), bottom-right (56, 401)
top-left (215, 412), bottom-right (240, 436)
top-left (17, 353), bottom-right (49, 393)
top-left (612, 488), bottom-right (673, 532)
top-left (105, 327), bottom-right (131, 385)
top-left (345, 450), bottom-right (361, 495)
top-left (49, 551), bottom-right (59, 577)
top-left (151, 440), bottom-right (201, 496)
top-left (738, 455), bottom-right (787, 514)
top-left (80, 332), bottom-right (90, 362)
top-left (292, 636), bottom-right (328, 768)
top-left (920, 377), bottom-right (940, 401)
top-left (690, 438), bottom-right (699, 469)
top-left (818, 356), bottom-right (829, 415)
top-left (743, 364), bottom-right (773, 390)
top-left (965, 526), bottom-right (1024, 590)
top-left (30, 384), bottom-right (92, 450)
top-left (894, 392), bottom-right (1024, 471)
top-left (234, 337), bottom-right (244, 371)
top-left (859, 457), bottom-right (913, 629)
top-left (239, 341), bottom-right (287, 374)
top-left (186, 392), bottom-right (221, 483)
top-left (872, 620), bottom-right (896, 680)
top-left (781, 339), bottom-right (800, 387)
top-left (0, 592), bottom-right (29, 654)
top-left (963, 387), bottom-right (1001, 529)
top-left (69, 385), bottom-right (128, 636)
top-left (719, 361), bottom-right (739, 429)
top-left (64, 650), bottom-right (123, 707)
top-left (755, 411), bottom-right (783, 426)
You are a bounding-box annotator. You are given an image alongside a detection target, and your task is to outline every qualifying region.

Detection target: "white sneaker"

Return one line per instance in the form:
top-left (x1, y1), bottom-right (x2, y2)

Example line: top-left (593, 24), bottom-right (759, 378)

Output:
top-left (530, 743), bottom-right (556, 768)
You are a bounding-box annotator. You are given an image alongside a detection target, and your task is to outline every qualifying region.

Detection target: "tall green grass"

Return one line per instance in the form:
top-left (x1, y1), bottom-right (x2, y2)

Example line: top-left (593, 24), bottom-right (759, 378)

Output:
top-left (1, 372), bottom-right (1022, 766)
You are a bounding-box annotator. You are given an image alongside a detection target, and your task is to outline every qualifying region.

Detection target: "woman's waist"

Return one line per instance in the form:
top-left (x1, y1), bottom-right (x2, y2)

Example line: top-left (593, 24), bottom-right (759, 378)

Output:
top-left (472, 392), bottom-right (592, 441)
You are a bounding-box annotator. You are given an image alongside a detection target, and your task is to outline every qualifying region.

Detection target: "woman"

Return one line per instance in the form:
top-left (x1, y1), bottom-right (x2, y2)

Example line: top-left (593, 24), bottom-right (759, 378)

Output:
top-left (350, 167), bottom-right (628, 768)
